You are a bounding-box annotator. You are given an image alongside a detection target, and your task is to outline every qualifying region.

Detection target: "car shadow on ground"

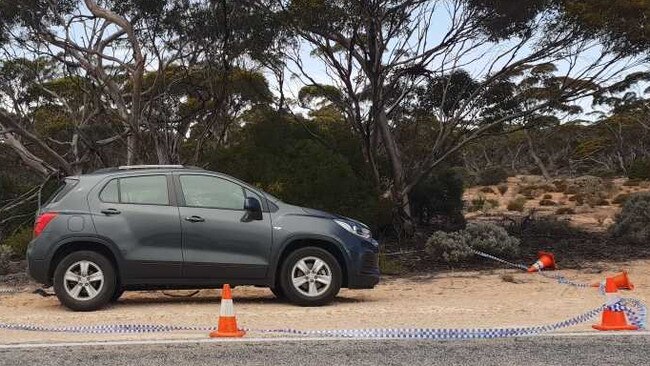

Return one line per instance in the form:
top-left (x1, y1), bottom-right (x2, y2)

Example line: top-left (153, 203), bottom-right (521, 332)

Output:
top-left (111, 293), bottom-right (369, 307)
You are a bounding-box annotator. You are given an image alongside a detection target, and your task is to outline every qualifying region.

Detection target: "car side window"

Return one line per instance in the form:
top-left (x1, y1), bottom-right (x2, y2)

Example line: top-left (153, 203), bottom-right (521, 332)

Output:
top-left (99, 179), bottom-right (119, 203)
top-left (119, 175), bottom-right (169, 205)
top-left (180, 175), bottom-right (245, 210)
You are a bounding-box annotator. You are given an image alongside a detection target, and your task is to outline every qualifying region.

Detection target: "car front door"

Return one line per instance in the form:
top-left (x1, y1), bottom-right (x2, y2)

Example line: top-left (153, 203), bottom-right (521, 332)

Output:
top-left (175, 173), bottom-right (273, 280)
top-left (90, 174), bottom-right (183, 280)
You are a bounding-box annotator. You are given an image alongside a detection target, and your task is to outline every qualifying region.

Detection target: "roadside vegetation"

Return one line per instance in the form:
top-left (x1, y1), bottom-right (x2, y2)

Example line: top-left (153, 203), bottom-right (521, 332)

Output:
top-left (2, 1), bottom-right (650, 277)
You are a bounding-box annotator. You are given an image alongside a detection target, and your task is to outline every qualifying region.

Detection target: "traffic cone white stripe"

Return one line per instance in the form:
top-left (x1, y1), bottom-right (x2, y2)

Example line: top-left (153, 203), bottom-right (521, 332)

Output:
top-left (220, 299), bottom-right (234, 316)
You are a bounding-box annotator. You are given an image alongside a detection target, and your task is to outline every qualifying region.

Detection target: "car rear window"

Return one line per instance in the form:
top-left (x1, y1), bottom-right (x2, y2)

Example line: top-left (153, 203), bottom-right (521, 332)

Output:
top-left (42, 178), bottom-right (79, 205)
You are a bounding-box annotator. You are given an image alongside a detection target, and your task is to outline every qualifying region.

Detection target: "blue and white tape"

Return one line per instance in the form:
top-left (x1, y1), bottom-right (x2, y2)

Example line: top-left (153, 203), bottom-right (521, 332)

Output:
top-left (0, 299), bottom-right (644, 338)
top-left (472, 249), bottom-right (593, 288)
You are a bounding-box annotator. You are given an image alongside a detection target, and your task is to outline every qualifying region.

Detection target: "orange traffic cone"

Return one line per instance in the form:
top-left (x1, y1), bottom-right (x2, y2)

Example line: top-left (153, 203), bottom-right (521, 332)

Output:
top-left (527, 251), bottom-right (556, 272)
top-left (592, 278), bottom-right (638, 331)
top-left (591, 271), bottom-right (634, 291)
top-left (209, 284), bottom-right (246, 338)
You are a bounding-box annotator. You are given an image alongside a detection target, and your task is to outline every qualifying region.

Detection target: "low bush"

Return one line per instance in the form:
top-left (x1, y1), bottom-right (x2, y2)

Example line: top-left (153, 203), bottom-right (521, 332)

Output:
top-left (539, 199), bottom-right (557, 206)
top-left (628, 158), bottom-right (650, 180)
top-left (477, 166), bottom-right (509, 186)
top-left (2, 227), bottom-right (32, 259)
top-left (612, 193), bottom-right (630, 205)
top-left (507, 197), bottom-right (527, 212)
top-left (425, 222), bottom-right (520, 263)
top-left (623, 179), bottom-right (642, 187)
top-left (611, 193), bottom-right (650, 245)
top-left (480, 186), bottom-right (496, 194)
top-left (0, 245), bottom-right (13, 275)
top-left (378, 253), bottom-right (405, 275)
top-left (497, 184), bottom-right (509, 195)
top-left (555, 207), bottom-right (575, 215)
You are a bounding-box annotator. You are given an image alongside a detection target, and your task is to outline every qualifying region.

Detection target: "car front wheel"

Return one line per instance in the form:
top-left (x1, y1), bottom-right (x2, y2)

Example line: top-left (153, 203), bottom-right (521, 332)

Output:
top-left (53, 251), bottom-right (116, 311)
top-left (279, 247), bottom-right (342, 306)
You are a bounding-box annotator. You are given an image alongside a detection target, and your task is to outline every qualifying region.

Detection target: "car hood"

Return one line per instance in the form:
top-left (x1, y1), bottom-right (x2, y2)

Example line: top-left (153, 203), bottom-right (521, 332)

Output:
top-left (300, 207), bottom-right (369, 229)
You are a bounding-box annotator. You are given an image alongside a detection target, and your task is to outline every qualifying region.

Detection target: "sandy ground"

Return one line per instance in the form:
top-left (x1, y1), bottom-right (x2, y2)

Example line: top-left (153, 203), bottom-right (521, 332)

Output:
top-left (0, 259), bottom-right (647, 344)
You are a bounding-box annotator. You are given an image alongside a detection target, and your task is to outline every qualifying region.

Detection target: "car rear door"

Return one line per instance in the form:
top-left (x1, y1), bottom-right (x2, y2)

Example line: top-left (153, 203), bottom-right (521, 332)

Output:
top-left (89, 173), bottom-right (183, 280)
top-left (174, 173), bottom-right (273, 280)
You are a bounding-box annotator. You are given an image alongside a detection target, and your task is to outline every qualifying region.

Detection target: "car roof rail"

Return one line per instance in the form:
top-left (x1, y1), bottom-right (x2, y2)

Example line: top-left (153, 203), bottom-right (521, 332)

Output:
top-left (117, 165), bottom-right (185, 170)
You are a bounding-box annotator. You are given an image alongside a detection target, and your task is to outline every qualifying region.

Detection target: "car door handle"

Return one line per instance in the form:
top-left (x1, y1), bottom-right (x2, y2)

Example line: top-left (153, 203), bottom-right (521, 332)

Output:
top-left (101, 208), bottom-right (121, 215)
top-left (185, 215), bottom-right (205, 223)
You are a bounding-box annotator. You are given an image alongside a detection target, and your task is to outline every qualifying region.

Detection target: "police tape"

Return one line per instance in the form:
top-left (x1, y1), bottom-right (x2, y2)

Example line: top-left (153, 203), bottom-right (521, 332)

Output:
top-left (0, 299), bottom-right (645, 338)
top-left (471, 249), bottom-right (595, 289)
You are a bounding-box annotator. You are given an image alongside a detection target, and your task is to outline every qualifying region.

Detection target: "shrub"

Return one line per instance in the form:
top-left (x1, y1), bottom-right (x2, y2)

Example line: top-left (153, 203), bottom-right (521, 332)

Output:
top-left (480, 186), bottom-right (496, 194)
top-left (477, 166), bottom-right (509, 186)
top-left (410, 167), bottom-right (465, 228)
top-left (612, 194), bottom-right (630, 205)
top-left (497, 184), bottom-right (509, 195)
top-left (0, 245), bottom-right (13, 275)
top-left (2, 226), bottom-right (32, 259)
top-left (539, 199), bottom-right (557, 206)
top-left (553, 180), bottom-right (568, 193)
top-left (425, 222), bottom-right (520, 263)
top-left (507, 197), bottom-right (527, 212)
top-left (611, 193), bottom-right (650, 245)
top-left (469, 195), bottom-right (487, 212)
top-left (623, 179), bottom-right (642, 187)
top-left (628, 158), bottom-right (650, 180)
top-left (556, 207), bottom-right (575, 215)
top-left (378, 254), bottom-right (405, 275)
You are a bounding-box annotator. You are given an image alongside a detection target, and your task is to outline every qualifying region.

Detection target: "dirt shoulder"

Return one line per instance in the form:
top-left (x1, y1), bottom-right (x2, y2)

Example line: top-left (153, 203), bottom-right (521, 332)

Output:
top-left (1, 259), bottom-right (647, 344)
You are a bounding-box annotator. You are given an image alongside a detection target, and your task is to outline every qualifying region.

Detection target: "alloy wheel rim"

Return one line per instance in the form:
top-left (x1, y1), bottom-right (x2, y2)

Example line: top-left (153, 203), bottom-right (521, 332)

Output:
top-left (291, 256), bottom-right (332, 297)
top-left (63, 260), bottom-right (104, 301)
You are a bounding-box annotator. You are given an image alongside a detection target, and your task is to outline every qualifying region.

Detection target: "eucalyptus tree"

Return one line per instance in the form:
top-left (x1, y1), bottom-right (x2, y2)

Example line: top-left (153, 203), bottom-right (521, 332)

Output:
top-left (267, 0), bottom-right (641, 232)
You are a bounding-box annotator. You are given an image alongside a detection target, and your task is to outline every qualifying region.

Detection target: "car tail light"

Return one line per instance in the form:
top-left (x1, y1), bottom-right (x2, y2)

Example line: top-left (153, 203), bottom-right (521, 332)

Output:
top-left (33, 212), bottom-right (58, 238)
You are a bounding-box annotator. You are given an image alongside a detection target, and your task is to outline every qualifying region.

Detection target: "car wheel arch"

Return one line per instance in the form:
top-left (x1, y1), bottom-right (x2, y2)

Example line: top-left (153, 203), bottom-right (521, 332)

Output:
top-left (48, 237), bottom-right (122, 285)
top-left (273, 237), bottom-right (350, 288)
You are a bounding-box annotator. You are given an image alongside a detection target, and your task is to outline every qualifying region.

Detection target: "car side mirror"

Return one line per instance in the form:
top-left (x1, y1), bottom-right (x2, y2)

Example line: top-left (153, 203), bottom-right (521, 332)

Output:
top-left (242, 197), bottom-right (263, 221)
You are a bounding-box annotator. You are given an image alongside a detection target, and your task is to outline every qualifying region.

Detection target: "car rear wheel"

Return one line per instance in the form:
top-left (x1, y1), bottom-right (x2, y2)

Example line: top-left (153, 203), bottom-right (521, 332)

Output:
top-left (53, 251), bottom-right (116, 311)
top-left (279, 247), bottom-right (342, 306)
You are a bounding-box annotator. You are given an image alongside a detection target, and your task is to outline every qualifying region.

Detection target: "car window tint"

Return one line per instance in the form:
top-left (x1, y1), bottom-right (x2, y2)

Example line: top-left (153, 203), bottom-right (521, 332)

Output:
top-left (119, 175), bottom-right (169, 205)
top-left (180, 175), bottom-right (244, 210)
top-left (99, 179), bottom-right (119, 203)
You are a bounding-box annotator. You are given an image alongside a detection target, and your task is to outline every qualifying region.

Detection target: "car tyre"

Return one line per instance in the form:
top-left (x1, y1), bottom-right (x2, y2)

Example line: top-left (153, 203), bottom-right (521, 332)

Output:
top-left (280, 247), bottom-right (342, 306)
top-left (270, 286), bottom-right (285, 300)
top-left (111, 287), bottom-right (125, 302)
top-left (53, 251), bottom-right (116, 311)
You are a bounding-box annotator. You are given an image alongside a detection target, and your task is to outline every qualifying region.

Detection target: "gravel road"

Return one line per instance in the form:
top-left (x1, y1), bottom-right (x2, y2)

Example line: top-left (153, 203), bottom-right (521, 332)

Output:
top-left (0, 334), bottom-right (647, 366)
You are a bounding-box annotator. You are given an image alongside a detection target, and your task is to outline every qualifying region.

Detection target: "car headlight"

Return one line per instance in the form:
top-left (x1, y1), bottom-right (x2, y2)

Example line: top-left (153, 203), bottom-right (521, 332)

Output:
top-left (334, 219), bottom-right (372, 240)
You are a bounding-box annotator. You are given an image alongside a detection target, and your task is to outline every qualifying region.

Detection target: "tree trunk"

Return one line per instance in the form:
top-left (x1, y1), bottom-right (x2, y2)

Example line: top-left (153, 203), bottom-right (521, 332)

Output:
top-left (376, 109), bottom-right (414, 235)
top-left (525, 130), bottom-right (551, 181)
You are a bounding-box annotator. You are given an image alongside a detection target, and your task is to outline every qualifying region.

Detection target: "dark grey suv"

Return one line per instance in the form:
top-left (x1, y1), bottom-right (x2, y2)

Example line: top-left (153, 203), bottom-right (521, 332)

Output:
top-left (26, 165), bottom-right (379, 311)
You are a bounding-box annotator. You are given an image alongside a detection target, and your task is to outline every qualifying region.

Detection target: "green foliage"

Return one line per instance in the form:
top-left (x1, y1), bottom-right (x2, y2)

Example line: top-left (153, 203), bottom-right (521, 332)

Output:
top-left (378, 254), bottom-right (405, 275)
top-left (507, 197), bottom-right (528, 212)
top-left (0, 245), bottom-right (13, 275)
top-left (477, 166), bottom-right (509, 186)
top-left (613, 193), bottom-right (631, 205)
top-left (410, 167), bottom-right (465, 228)
top-left (556, 207), bottom-right (575, 215)
top-left (611, 193), bottom-right (650, 245)
top-left (206, 108), bottom-right (386, 228)
top-left (425, 222), bottom-right (520, 263)
top-left (2, 226), bottom-right (32, 258)
top-left (628, 158), bottom-right (650, 180)
top-left (539, 199), bottom-right (557, 206)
